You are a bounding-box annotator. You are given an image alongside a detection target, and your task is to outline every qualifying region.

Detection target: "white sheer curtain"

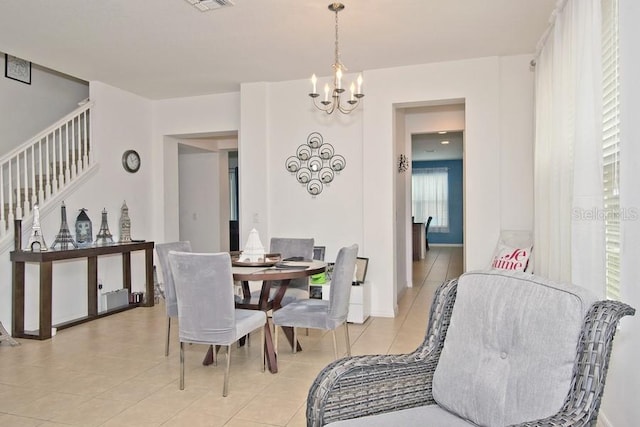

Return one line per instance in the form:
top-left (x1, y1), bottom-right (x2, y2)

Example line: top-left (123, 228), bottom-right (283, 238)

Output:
top-left (534, 0), bottom-right (605, 293)
top-left (412, 167), bottom-right (449, 232)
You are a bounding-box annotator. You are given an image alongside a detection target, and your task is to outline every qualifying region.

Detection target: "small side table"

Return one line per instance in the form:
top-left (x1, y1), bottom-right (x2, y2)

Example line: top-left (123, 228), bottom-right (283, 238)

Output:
top-left (318, 280), bottom-right (371, 324)
top-left (0, 321), bottom-right (19, 346)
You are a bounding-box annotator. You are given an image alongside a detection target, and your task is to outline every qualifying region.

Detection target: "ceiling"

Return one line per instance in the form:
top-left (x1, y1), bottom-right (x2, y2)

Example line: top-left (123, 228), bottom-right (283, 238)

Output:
top-left (412, 131), bottom-right (463, 161)
top-left (0, 1), bottom-right (555, 100)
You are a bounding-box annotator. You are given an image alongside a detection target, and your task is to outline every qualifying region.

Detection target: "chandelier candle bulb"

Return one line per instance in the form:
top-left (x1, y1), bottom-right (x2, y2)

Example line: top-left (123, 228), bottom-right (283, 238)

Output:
top-left (324, 84), bottom-right (330, 102)
top-left (350, 82), bottom-right (355, 101)
top-left (311, 74), bottom-right (318, 94)
top-left (336, 68), bottom-right (342, 90)
top-left (357, 73), bottom-right (363, 94)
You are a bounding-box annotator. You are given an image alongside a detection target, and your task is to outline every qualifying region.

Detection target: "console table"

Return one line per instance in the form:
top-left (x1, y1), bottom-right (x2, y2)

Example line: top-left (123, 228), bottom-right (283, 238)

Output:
top-left (11, 221), bottom-right (154, 340)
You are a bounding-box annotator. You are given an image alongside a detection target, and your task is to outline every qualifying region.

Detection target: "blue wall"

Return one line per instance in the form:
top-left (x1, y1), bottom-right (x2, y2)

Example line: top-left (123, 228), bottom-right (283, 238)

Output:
top-left (412, 159), bottom-right (463, 245)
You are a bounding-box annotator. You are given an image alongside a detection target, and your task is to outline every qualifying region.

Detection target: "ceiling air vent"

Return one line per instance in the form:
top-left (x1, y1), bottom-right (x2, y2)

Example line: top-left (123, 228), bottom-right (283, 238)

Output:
top-left (185, 0), bottom-right (235, 12)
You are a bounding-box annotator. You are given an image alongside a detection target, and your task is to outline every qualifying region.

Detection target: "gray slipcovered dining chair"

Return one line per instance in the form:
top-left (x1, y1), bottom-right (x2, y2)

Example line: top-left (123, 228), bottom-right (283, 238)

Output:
top-left (425, 216), bottom-right (433, 251)
top-left (273, 244), bottom-right (358, 360)
top-left (155, 241), bottom-right (192, 357)
top-left (250, 237), bottom-right (315, 306)
top-left (307, 269), bottom-right (635, 426)
top-left (168, 250), bottom-right (266, 396)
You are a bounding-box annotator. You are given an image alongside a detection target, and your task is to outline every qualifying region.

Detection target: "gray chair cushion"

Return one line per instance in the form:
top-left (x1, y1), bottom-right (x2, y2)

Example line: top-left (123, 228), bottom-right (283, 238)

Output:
top-left (272, 244), bottom-right (358, 330)
top-left (326, 404), bottom-right (476, 427)
top-left (432, 270), bottom-right (598, 427)
top-left (271, 299), bottom-right (333, 329)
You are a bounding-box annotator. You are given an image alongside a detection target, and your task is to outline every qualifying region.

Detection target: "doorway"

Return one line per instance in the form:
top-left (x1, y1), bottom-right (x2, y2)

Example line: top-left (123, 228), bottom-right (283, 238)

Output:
top-left (411, 131), bottom-right (464, 246)
top-left (164, 132), bottom-right (238, 252)
top-left (394, 101), bottom-right (465, 298)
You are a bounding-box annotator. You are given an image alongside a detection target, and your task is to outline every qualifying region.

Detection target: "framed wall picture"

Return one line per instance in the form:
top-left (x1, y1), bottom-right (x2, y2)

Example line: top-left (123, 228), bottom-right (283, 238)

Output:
top-left (354, 257), bottom-right (369, 284)
top-left (313, 246), bottom-right (326, 261)
top-left (5, 54), bottom-right (31, 85)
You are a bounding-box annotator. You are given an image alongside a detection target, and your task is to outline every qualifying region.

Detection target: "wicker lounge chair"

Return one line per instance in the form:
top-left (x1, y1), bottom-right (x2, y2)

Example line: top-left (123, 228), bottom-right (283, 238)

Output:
top-left (307, 270), bottom-right (635, 426)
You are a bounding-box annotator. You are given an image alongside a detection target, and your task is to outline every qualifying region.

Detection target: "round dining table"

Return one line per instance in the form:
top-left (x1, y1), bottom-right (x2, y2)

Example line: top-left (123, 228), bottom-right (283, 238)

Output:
top-left (202, 260), bottom-right (327, 373)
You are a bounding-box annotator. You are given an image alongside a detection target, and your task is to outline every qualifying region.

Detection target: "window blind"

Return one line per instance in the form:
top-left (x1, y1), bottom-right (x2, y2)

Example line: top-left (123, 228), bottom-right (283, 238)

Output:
top-left (602, 0), bottom-right (620, 300)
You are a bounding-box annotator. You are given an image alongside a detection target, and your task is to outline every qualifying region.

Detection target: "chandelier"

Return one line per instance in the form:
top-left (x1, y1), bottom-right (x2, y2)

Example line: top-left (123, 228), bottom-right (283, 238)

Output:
top-left (309, 3), bottom-right (364, 114)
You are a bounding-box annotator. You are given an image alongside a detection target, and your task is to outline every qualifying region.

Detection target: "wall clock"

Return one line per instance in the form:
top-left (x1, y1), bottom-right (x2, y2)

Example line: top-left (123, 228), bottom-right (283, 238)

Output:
top-left (122, 150), bottom-right (141, 173)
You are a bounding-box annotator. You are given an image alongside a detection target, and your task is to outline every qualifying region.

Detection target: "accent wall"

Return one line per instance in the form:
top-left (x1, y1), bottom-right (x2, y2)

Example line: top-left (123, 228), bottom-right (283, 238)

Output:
top-left (412, 159), bottom-right (463, 245)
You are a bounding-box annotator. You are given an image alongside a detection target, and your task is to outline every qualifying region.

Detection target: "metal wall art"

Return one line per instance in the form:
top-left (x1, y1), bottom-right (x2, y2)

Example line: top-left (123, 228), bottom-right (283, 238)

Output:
top-left (284, 132), bottom-right (346, 196)
top-left (398, 154), bottom-right (409, 173)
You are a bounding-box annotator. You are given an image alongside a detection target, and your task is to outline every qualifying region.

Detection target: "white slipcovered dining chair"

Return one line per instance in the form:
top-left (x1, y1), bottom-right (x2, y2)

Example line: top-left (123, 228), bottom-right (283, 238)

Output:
top-left (273, 244), bottom-right (358, 360)
top-left (168, 250), bottom-right (266, 396)
top-left (155, 241), bottom-right (192, 356)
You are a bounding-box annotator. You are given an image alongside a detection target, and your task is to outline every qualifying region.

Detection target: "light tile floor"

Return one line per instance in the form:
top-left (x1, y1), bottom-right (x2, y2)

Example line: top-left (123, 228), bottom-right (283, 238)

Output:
top-left (0, 247), bottom-right (463, 426)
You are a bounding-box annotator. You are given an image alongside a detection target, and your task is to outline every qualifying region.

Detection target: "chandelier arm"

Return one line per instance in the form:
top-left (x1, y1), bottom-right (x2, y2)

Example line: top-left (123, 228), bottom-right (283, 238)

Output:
top-left (311, 96), bottom-right (337, 114)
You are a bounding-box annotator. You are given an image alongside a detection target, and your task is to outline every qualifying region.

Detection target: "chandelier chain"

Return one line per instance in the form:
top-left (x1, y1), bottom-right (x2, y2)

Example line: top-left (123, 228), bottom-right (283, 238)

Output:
top-left (334, 7), bottom-right (343, 72)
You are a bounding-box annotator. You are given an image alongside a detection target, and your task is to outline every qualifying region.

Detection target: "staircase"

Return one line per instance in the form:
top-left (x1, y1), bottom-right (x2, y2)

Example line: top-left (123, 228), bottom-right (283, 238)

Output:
top-left (1, 102), bottom-right (95, 247)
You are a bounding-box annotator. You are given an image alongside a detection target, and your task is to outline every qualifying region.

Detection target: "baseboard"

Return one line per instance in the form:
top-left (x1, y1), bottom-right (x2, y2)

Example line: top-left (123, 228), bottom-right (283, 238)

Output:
top-left (430, 243), bottom-right (464, 247)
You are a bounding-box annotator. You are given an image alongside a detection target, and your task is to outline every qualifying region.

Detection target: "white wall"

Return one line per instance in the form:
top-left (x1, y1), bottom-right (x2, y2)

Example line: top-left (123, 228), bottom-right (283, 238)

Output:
top-left (0, 56), bottom-right (88, 153)
top-left (178, 151), bottom-right (222, 252)
top-left (599, 1), bottom-right (640, 425)
top-left (0, 81), bottom-right (154, 329)
top-left (362, 55), bottom-right (534, 317)
top-left (256, 78), bottom-right (364, 262)
top-left (0, 55), bottom-right (535, 346)
top-left (151, 92), bottom-right (240, 244)
top-left (498, 56), bottom-right (535, 232)
top-left (394, 107), bottom-right (409, 297)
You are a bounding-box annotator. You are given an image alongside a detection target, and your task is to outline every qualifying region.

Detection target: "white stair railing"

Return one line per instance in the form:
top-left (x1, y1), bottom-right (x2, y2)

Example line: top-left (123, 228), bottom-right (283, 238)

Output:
top-left (0, 102), bottom-right (93, 238)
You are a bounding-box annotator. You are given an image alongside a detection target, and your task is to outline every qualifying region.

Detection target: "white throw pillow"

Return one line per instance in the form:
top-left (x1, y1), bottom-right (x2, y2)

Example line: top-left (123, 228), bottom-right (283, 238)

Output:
top-left (490, 243), bottom-right (532, 272)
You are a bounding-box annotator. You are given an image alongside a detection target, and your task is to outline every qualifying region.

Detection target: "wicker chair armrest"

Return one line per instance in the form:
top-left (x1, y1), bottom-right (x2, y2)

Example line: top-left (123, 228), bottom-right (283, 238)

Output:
top-left (511, 300), bottom-right (635, 427)
top-left (307, 350), bottom-right (441, 426)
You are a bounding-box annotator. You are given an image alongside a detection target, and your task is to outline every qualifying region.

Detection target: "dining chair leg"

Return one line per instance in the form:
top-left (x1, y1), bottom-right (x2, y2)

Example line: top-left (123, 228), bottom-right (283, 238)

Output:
top-left (261, 326), bottom-right (266, 372)
top-left (331, 330), bottom-right (338, 360)
top-left (211, 345), bottom-right (217, 366)
top-left (223, 345), bottom-right (231, 397)
top-left (165, 317), bottom-right (171, 357)
top-left (179, 341), bottom-right (185, 390)
top-left (344, 322), bottom-right (351, 357)
top-left (293, 327), bottom-right (297, 354)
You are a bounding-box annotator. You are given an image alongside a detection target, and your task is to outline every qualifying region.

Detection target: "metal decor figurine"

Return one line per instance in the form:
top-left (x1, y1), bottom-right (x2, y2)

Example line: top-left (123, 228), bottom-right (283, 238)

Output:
top-left (95, 208), bottom-right (114, 245)
top-left (27, 204), bottom-right (48, 251)
top-left (119, 201), bottom-right (131, 243)
top-left (51, 202), bottom-right (77, 250)
top-left (75, 208), bottom-right (93, 247)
